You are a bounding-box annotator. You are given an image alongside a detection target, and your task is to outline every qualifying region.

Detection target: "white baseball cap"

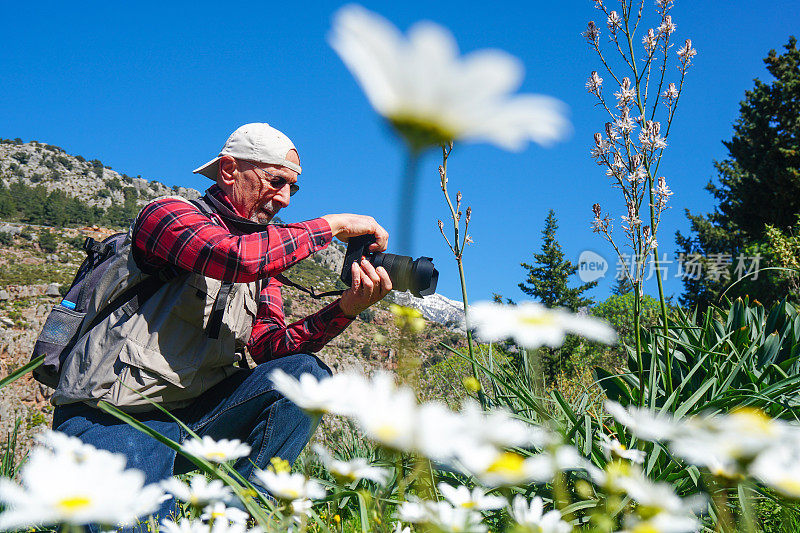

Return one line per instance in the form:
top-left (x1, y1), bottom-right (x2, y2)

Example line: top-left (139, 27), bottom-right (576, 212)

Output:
top-left (193, 123), bottom-right (302, 180)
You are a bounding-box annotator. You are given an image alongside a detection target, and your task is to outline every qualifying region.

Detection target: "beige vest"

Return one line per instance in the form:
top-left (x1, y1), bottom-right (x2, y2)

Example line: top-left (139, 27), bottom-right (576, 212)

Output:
top-left (53, 210), bottom-right (261, 412)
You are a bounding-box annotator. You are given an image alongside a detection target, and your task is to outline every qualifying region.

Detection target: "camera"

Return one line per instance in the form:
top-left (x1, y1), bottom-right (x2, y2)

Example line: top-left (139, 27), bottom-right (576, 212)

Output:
top-left (340, 235), bottom-right (439, 297)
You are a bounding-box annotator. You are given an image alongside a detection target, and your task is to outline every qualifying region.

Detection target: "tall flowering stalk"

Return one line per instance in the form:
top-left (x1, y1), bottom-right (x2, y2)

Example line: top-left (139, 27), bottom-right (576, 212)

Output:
top-left (436, 143), bottom-right (485, 408)
top-left (584, 0), bottom-right (695, 398)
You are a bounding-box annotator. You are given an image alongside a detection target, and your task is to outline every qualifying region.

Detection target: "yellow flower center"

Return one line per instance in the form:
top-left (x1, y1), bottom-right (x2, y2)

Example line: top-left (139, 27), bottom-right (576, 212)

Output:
top-left (206, 451), bottom-right (228, 461)
top-left (56, 495), bottom-right (92, 513)
top-left (270, 457), bottom-right (291, 473)
top-left (463, 377), bottom-right (481, 393)
top-left (387, 114), bottom-right (456, 151)
top-left (777, 479), bottom-right (800, 497)
top-left (376, 424), bottom-right (400, 442)
top-left (518, 313), bottom-right (556, 327)
top-left (283, 489), bottom-right (301, 499)
top-left (731, 407), bottom-right (775, 435)
top-left (486, 452), bottom-right (525, 475)
top-left (460, 501), bottom-right (477, 509)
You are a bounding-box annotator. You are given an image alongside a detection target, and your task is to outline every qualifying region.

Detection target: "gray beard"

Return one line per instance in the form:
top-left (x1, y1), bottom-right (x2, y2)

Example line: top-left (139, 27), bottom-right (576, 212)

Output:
top-left (251, 200), bottom-right (279, 223)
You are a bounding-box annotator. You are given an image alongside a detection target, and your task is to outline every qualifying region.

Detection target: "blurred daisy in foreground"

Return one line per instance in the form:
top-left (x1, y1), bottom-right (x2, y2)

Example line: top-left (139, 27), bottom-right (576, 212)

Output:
top-left (161, 474), bottom-right (232, 508)
top-left (253, 469), bottom-right (326, 502)
top-left (750, 443), bottom-right (800, 499)
top-left (200, 502), bottom-right (249, 525)
top-left (329, 4), bottom-right (569, 151)
top-left (605, 401), bottom-right (682, 442)
top-left (469, 301), bottom-right (617, 349)
top-left (181, 436), bottom-right (251, 464)
top-left (398, 499), bottom-right (486, 533)
top-left (508, 495), bottom-right (571, 533)
top-left (313, 445), bottom-right (391, 484)
top-left (437, 483), bottom-right (506, 511)
top-left (0, 435), bottom-right (164, 530)
top-left (270, 369), bottom-right (365, 416)
top-left (597, 433), bottom-right (646, 464)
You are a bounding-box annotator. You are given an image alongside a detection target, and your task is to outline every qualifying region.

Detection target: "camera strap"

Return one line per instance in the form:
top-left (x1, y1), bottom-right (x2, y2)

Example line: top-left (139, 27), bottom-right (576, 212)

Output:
top-left (273, 273), bottom-right (345, 299)
top-left (197, 194), bottom-right (345, 300)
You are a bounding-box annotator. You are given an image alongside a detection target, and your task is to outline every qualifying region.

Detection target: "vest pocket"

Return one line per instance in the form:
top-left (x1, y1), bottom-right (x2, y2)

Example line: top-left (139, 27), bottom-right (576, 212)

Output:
top-left (117, 339), bottom-right (190, 388)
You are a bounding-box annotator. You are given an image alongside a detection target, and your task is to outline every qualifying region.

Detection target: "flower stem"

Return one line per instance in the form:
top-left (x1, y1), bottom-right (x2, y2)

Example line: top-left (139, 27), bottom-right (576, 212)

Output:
top-left (438, 144), bottom-right (486, 410)
top-left (457, 256), bottom-right (486, 409)
top-left (397, 149), bottom-right (421, 254)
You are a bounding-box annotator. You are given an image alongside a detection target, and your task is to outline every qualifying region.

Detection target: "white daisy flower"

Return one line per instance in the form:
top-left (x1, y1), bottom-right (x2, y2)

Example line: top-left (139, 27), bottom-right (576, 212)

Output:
top-left (605, 401), bottom-right (682, 442)
top-left (597, 433), bottom-right (646, 464)
top-left (181, 436), bottom-right (251, 464)
top-left (398, 499), bottom-right (486, 533)
top-left (201, 502), bottom-right (249, 525)
top-left (353, 372), bottom-right (418, 451)
top-left (459, 401), bottom-right (555, 450)
top-left (161, 517), bottom-right (262, 533)
top-left (414, 400), bottom-right (467, 461)
top-left (669, 408), bottom-right (793, 477)
top-left (621, 512), bottom-right (699, 533)
top-left (160, 518), bottom-right (212, 533)
top-left (329, 4), bottom-right (569, 151)
top-left (313, 445), bottom-right (391, 485)
top-left (289, 498), bottom-right (314, 520)
top-left (750, 442), bottom-right (800, 499)
top-left (469, 301), bottom-right (617, 349)
top-left (0, 439), bottom-right (164, 529)
top-left (161, 474), bottom-right (232, 508)
top-left (269, 369), bottom-right (364, 416)
top-left (437, 483), bottom-right (505, 511)
top-left (253, 470), bottom-right (326, 501)
top-left (509, 495), bottom-right (571, 533)
top-left (455, 446), bottom-right (546, 487)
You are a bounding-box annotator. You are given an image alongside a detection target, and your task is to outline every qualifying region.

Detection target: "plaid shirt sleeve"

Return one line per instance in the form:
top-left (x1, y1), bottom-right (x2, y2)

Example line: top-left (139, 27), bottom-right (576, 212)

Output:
top-left (132, 196), bottom-right (332, 281)
top-left (132, 193), bottom-right (354, 361)
top-left (247, 278), bottom-right (354, 363)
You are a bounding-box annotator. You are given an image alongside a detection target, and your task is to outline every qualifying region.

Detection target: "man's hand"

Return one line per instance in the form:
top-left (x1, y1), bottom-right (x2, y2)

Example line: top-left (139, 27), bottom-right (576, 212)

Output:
top-left (339, 257), bottom-right (392, 318)
top-left (321, 214), bottom-right (389, 253)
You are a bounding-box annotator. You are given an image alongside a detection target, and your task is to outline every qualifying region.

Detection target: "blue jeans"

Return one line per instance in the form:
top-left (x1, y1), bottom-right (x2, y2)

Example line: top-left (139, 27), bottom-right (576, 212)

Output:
top-left (52, 353), bottom-right (331, 528)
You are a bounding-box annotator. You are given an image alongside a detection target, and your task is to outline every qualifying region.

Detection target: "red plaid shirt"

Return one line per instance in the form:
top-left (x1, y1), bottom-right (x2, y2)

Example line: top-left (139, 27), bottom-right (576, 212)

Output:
top-left (131, 185), bottom-right (353, 363)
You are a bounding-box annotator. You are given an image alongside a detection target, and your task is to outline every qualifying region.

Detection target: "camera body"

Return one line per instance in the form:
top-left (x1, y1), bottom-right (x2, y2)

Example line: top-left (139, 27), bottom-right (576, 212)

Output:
top-left (340, 235), bottom-right (439, 297)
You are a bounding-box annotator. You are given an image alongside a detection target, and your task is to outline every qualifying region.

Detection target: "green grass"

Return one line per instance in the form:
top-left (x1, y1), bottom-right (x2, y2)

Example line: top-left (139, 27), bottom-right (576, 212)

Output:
top-left (0, 261), bottom-right (74, 287)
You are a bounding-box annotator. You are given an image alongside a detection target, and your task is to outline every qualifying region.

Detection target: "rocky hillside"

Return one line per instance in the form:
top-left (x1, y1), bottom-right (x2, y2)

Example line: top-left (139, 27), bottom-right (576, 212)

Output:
top-left (0, 138), bottom-right (198, 210)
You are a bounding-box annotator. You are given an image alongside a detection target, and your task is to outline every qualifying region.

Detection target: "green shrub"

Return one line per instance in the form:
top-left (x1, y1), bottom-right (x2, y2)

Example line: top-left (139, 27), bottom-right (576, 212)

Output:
top-left (0, 232), bottom-right (13, 246)
top-left (38, 229), bottom-right (58, 253)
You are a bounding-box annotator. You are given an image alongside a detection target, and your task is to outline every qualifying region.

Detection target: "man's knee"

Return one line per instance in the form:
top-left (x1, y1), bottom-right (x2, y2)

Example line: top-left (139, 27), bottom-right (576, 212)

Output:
top-left (262, 353), bottom-right (332, 382)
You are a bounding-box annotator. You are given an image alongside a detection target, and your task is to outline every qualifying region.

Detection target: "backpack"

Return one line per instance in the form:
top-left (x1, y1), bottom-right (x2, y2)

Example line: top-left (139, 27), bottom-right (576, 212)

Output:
top-left (30, 197), bottom-right (216, 388)
top-left (30, 232), bottom-right (185, 388)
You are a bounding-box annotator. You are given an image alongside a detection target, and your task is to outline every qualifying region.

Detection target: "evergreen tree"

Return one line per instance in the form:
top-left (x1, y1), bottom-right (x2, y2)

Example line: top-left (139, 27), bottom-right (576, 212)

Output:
top-left (677, 37), bottom-right (800, 309)
top-left (611, 276), bottom-right (633, 296)
top-left (519, 210), bottom-right (598, 381)
top-left (519, 209), bottom-right (597, 311)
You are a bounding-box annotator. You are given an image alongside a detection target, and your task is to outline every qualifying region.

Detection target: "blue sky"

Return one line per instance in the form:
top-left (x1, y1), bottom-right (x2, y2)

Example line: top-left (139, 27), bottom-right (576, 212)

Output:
top-left (1, 1), bottom-right (796, 304)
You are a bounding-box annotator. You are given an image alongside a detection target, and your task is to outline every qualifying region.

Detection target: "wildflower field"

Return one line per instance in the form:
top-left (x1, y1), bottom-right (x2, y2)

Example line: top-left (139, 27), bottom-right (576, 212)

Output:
top-left (2, 1), bottom-right (800, 533)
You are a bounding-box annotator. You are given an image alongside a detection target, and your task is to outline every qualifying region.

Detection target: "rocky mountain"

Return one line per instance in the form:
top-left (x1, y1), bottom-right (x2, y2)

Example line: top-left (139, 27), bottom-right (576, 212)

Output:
top-left (0, 139), bottom-right (199, 210)
top-left (394, 291), bottom-right (466, 331)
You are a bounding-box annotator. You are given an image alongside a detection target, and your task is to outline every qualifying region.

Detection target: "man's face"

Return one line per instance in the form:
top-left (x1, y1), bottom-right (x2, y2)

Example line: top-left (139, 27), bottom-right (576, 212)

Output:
top-left (221, 150), bottom-right (300, 223)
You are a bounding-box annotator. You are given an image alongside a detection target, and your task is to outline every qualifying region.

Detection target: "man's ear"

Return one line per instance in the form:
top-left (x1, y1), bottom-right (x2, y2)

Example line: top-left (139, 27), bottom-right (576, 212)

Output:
top-left (218, 156), bottom-right (237, 187)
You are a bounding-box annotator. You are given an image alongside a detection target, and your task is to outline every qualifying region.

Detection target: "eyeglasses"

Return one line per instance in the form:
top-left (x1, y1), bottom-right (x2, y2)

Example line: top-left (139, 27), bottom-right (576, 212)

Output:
top-left (239, 160), bottom-right (300, 196)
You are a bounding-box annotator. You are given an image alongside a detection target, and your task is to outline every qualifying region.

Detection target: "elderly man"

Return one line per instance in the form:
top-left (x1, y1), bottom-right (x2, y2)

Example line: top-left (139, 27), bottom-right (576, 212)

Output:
top-left (51, 123), bottom-right (392, 523)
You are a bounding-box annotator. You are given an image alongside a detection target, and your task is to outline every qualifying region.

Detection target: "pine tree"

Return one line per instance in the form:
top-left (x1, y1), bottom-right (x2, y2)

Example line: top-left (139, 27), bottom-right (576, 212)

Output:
top-left (519, 210), bottom-right (598, 381)
top-left (519, 209), bottom-right (597, 311)
top-left (677, 37), bottom-right (800, 309)
top-left (611, 276), bottom-right (633, 295)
